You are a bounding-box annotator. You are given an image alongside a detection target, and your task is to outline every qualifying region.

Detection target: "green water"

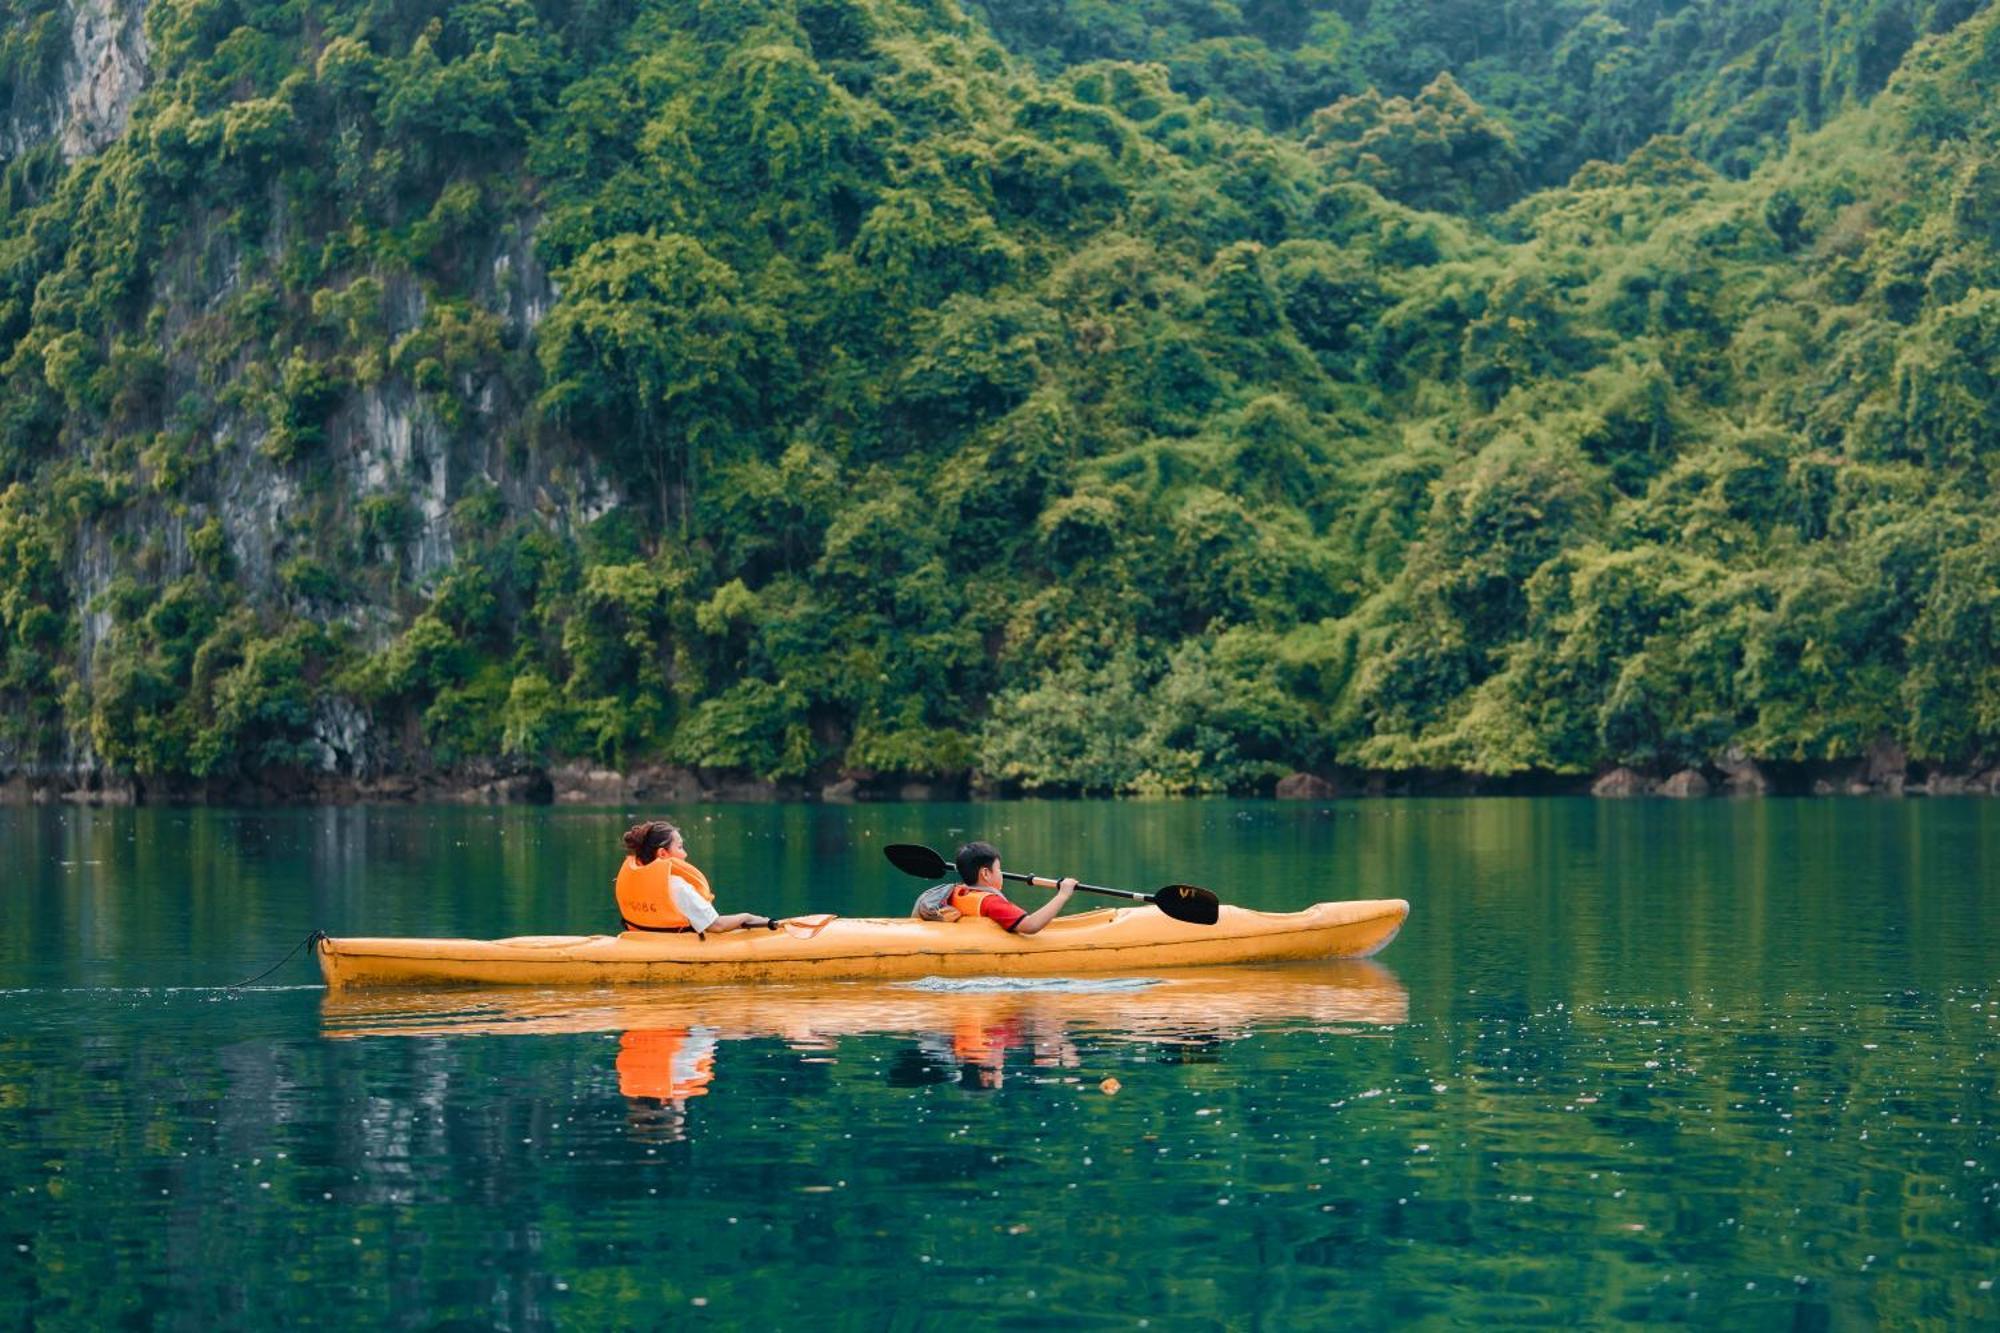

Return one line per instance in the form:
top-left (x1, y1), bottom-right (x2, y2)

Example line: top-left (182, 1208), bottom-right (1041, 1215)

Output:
top-left (1, 799), bottom-right (1995, 1328)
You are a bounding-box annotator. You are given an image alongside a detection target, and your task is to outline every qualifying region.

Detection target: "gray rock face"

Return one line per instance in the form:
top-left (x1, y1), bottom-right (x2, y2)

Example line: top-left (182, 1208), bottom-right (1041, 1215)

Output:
top-left (352, 383), bottom-right (456, 588)
top-left (552, 764), bottom-right (631, 805)
top-left (1276, 771), bottom-right (1338, 799)
top-left (309, 697), bottom-right (375, 776)
top-left (59, 0), bottom-right (149, 159)
top-left (449, 772), bottom-right (553, 804)
top-left (1861, 737), bottom-right (1908, 796)
top-left (487, 215), bottom-right (558, 338)
top-left (3, 0), bottom-right (151, 164)
top-left (1590, 767), bottom-right (1654, 797)
top-left (1865, 738), bottom-right (1907, 784)
top-left (626, 766), bottom-right (705, 803)
top-left (1715, 747), bottom-right (1770, 795)
top-left (1659, 769), bottom-right (1710, 798)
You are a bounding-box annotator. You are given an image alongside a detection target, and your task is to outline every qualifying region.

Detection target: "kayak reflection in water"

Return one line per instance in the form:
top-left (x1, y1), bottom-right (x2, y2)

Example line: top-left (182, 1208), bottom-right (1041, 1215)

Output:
top-left (615, 819), bottom-right (772, 936)
top-left (322, 965), bottom-right (1409, 1046)
top-left (323, 962), bottom-right (1408, 1120)
top-left (913, 841), bottom-right (1078, 935)
top-left (617, 1025), bottom-right (718, 1141)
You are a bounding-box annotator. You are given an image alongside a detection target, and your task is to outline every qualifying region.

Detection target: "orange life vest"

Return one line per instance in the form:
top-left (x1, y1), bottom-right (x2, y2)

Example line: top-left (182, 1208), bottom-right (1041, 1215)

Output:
top-left (615, 854), bottom-right (714, 931)
top-left (949, 885), bottom-right (998, 919)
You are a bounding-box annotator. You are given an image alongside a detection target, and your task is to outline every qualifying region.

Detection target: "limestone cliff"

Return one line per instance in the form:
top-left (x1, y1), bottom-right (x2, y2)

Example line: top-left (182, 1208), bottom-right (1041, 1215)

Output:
top-left (1, 0), bottom-right (148, 164)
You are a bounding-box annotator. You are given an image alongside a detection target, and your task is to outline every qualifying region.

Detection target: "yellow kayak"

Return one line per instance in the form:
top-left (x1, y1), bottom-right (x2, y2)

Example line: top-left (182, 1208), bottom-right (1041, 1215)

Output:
top-left (316, 899), bottom-right (1409, 988)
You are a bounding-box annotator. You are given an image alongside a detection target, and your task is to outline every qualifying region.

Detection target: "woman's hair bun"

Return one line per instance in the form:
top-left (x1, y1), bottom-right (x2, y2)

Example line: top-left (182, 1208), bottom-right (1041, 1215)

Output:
top-left (623, 820), bottom-right (679, 863)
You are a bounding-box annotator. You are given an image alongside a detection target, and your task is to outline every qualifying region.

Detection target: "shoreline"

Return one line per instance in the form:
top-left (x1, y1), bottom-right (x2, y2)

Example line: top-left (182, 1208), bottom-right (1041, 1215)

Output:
top-left (6, 749), bottom-right (1995, 806)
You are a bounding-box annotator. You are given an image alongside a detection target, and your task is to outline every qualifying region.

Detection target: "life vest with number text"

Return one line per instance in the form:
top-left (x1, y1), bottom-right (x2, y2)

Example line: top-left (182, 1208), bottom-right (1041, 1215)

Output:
top-left (616, 855), bottom-right (714, 931)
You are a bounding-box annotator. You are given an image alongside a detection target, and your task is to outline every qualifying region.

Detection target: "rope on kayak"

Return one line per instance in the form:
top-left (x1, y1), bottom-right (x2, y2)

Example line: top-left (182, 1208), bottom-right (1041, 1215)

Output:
top-left (227, 929), bottom-right (328, 989)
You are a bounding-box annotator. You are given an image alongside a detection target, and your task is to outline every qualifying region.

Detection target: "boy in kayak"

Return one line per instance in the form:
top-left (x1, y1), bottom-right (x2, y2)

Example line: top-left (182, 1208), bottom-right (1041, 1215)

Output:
top-left (943, 841), bottom-right (1077, 935)
top-left (616, 820), bottom-right (772, 934)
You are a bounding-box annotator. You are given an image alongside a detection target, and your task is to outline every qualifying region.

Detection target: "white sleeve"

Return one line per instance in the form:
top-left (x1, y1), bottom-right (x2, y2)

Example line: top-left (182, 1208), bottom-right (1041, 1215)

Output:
top-left (670, 875), bottom-right (720, 932)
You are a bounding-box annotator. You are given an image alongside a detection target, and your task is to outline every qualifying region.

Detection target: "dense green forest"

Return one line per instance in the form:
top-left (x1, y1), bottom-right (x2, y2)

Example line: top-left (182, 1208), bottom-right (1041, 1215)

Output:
top-left (0, 0), bottom-right (1997, 797)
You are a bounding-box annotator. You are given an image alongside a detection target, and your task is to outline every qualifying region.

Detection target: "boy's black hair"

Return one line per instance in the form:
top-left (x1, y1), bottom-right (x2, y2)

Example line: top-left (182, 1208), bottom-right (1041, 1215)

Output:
top-left (955, 840), bottom-right (1000, 885)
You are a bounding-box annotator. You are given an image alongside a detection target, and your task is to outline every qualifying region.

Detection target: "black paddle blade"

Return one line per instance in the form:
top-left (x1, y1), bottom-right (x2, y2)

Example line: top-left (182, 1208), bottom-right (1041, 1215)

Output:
top-left (1152, 884), bottom-right (1221, 926)
top-left (884, 843), bottom-right (951, 879)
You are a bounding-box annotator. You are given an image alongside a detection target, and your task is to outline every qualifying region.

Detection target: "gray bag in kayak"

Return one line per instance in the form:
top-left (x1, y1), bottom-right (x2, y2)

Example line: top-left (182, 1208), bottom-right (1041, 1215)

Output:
top-left (912, 883), bottom-right (958, 921)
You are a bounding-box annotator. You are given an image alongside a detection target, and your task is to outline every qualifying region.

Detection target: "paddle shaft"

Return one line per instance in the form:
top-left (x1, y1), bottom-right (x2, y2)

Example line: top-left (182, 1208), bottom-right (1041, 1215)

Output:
top-left (1003, 870), bottom-right (1152, 905)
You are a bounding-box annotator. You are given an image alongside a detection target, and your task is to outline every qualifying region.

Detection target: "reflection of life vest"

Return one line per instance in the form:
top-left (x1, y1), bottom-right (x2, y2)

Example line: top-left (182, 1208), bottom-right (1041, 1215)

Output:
top-left (617, 1028), bottom-right (715, 1100)
top-left (615, 855), bottom-right (713, 931)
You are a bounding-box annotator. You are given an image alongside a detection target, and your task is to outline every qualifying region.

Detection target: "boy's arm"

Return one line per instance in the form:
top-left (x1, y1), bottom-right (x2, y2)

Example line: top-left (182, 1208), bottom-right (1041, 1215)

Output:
top-left (1008, 879), bottom-right (1078, 935)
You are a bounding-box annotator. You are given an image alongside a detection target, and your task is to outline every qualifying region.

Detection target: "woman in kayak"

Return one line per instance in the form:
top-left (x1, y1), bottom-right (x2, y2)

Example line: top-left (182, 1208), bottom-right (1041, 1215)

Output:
top-left (616, 820), bottom-right (772, 935)
top-left (946, 841), bottom-right (1077, 935)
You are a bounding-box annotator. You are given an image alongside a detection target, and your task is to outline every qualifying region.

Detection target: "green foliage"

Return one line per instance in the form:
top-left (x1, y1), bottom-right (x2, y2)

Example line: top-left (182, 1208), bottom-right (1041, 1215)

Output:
top-left (87, 577), bottom-right (333, 781)
top-left (537, 233), bottom-right (785, 516)
top-left (970, 0), bottom-right (1970, 185)
top-left (1307, 74), bottom-right (1526, 214)
top-left (4, 0), bottom-right (2000, 793)
top-left (675, 678), bottom-right (814, 779)
top-left (0, 483), bottom-right (68, 749)
top-left (982, 632), bottom-right (1315, 794)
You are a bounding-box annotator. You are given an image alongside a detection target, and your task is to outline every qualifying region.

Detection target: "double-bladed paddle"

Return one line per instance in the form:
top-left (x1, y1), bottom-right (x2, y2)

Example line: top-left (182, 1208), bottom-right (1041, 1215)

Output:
top-left (883, 843), bottom-right (1221, 926)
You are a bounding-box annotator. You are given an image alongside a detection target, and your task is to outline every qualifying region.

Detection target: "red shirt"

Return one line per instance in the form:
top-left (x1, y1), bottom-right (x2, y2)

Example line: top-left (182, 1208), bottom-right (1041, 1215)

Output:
top-left (972, 891), bottom-right (1027, 931)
